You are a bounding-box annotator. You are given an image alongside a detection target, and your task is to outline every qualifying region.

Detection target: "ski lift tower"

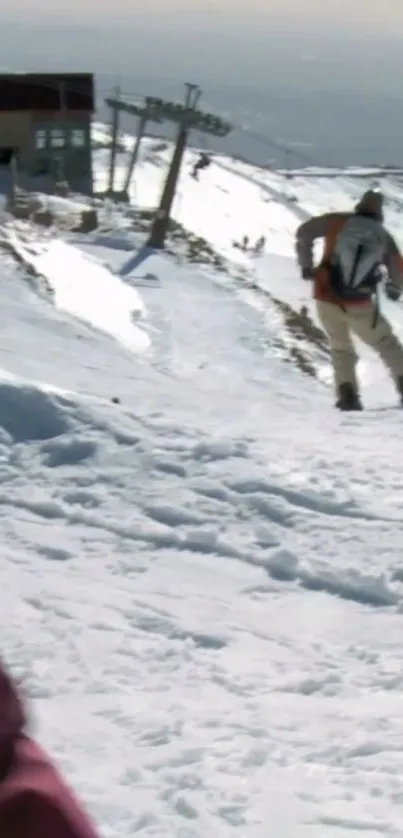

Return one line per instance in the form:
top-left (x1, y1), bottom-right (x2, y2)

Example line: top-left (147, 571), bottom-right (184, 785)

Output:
top-left (105, 92), bottom-right (164, 197)
top-left (147, 83), bottom-right (232, 249)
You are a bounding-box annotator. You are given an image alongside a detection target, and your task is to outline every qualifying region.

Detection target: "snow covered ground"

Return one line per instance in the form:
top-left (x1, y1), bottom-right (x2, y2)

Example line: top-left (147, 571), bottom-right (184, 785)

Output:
top-left (2, 128), bottom-right (403, 837)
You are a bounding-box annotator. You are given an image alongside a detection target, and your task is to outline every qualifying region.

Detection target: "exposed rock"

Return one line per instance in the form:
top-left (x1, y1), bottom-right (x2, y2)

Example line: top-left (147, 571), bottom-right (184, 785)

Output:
top-left (73, 208), bottom-right (98, 233)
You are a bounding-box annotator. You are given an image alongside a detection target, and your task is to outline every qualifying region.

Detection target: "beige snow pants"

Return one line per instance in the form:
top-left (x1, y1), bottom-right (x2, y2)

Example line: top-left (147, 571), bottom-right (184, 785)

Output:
top-left (316, 299), bottom-right (403, 392)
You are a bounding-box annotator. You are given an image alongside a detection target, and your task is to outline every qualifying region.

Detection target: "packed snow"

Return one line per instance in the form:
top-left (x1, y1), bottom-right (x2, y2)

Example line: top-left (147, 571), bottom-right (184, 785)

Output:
top-left (1, 228), bottom-right (149, 352)
top-left (2, 124), bottom-right (403, 837)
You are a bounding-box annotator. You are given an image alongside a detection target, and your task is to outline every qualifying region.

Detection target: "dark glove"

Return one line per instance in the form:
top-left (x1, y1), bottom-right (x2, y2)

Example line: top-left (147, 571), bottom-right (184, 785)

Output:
top-left (301, 267), bottom-right (315, 280)
top-left (385, 281), bottom-right (401, 301)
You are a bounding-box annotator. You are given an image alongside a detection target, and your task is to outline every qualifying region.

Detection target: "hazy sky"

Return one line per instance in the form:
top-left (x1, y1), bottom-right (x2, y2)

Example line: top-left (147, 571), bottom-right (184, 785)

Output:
top-left (1, 0), bottom-right (403, 167)
top-left (3, 0), bottom-right (403, 33)
top-left (2, 0), bottom-right (403, 100)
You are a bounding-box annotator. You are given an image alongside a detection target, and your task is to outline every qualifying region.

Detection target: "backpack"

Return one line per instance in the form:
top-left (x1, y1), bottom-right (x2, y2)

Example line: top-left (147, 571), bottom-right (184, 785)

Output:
top-left (328, 214), bottom-right (386, 300)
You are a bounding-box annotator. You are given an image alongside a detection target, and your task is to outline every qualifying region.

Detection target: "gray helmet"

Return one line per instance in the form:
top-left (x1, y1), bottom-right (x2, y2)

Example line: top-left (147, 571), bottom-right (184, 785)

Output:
top-left (355, 189), bottom-right (384, 219)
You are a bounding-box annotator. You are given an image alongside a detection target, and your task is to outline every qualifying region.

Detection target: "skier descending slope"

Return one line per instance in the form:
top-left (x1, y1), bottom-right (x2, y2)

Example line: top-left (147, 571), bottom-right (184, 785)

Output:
top-left (296, 189), bottom-right (403, 410)
top-left (0, 661), bottom-right (101, 838)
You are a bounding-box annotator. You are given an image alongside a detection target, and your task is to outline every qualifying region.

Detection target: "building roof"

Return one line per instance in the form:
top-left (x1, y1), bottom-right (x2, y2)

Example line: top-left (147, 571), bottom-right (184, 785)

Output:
top-left (0, 73), bottom-right (94, 112)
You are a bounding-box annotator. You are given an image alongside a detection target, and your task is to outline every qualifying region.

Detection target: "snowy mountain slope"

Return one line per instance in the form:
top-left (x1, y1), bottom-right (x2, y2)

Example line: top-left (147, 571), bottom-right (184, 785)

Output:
top-left (3, 128), bottom-right (403, 837)
top-left (2, 231), bottom-right (403, 838)
top-left (90, 125), bottom-right (403, 395)
top-left (92, 126), bottom-right (403, 255)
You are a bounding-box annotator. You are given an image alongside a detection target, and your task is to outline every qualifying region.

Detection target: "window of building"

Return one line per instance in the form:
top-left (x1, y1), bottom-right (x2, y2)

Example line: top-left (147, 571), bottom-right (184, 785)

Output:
top-left (50, 128), bottom-right (65, 148)
top-left (71, 128), bottom-right (86, 148)
top-left (35, 129), bottom-right (47, 150)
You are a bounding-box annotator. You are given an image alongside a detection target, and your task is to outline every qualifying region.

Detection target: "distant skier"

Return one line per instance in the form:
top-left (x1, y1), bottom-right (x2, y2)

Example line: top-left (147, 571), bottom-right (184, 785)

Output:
top-left (191, 153), bottom-right (211, 181)
top-left (0, 660), bottom-right (101, 838)
top-left (253, 235), bottom-right (266, 255)
top-left (295, 189), bottom-right (403, 410)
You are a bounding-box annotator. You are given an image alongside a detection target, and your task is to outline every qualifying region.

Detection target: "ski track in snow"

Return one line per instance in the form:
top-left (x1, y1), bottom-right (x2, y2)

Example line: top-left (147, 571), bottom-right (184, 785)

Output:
top-left (3, 135), bottom-right (403, 836)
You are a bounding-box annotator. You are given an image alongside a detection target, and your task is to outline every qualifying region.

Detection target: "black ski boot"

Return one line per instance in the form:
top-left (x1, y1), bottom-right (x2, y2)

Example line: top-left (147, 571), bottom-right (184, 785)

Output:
top-left (336, 382), bottom-right (363, 411)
